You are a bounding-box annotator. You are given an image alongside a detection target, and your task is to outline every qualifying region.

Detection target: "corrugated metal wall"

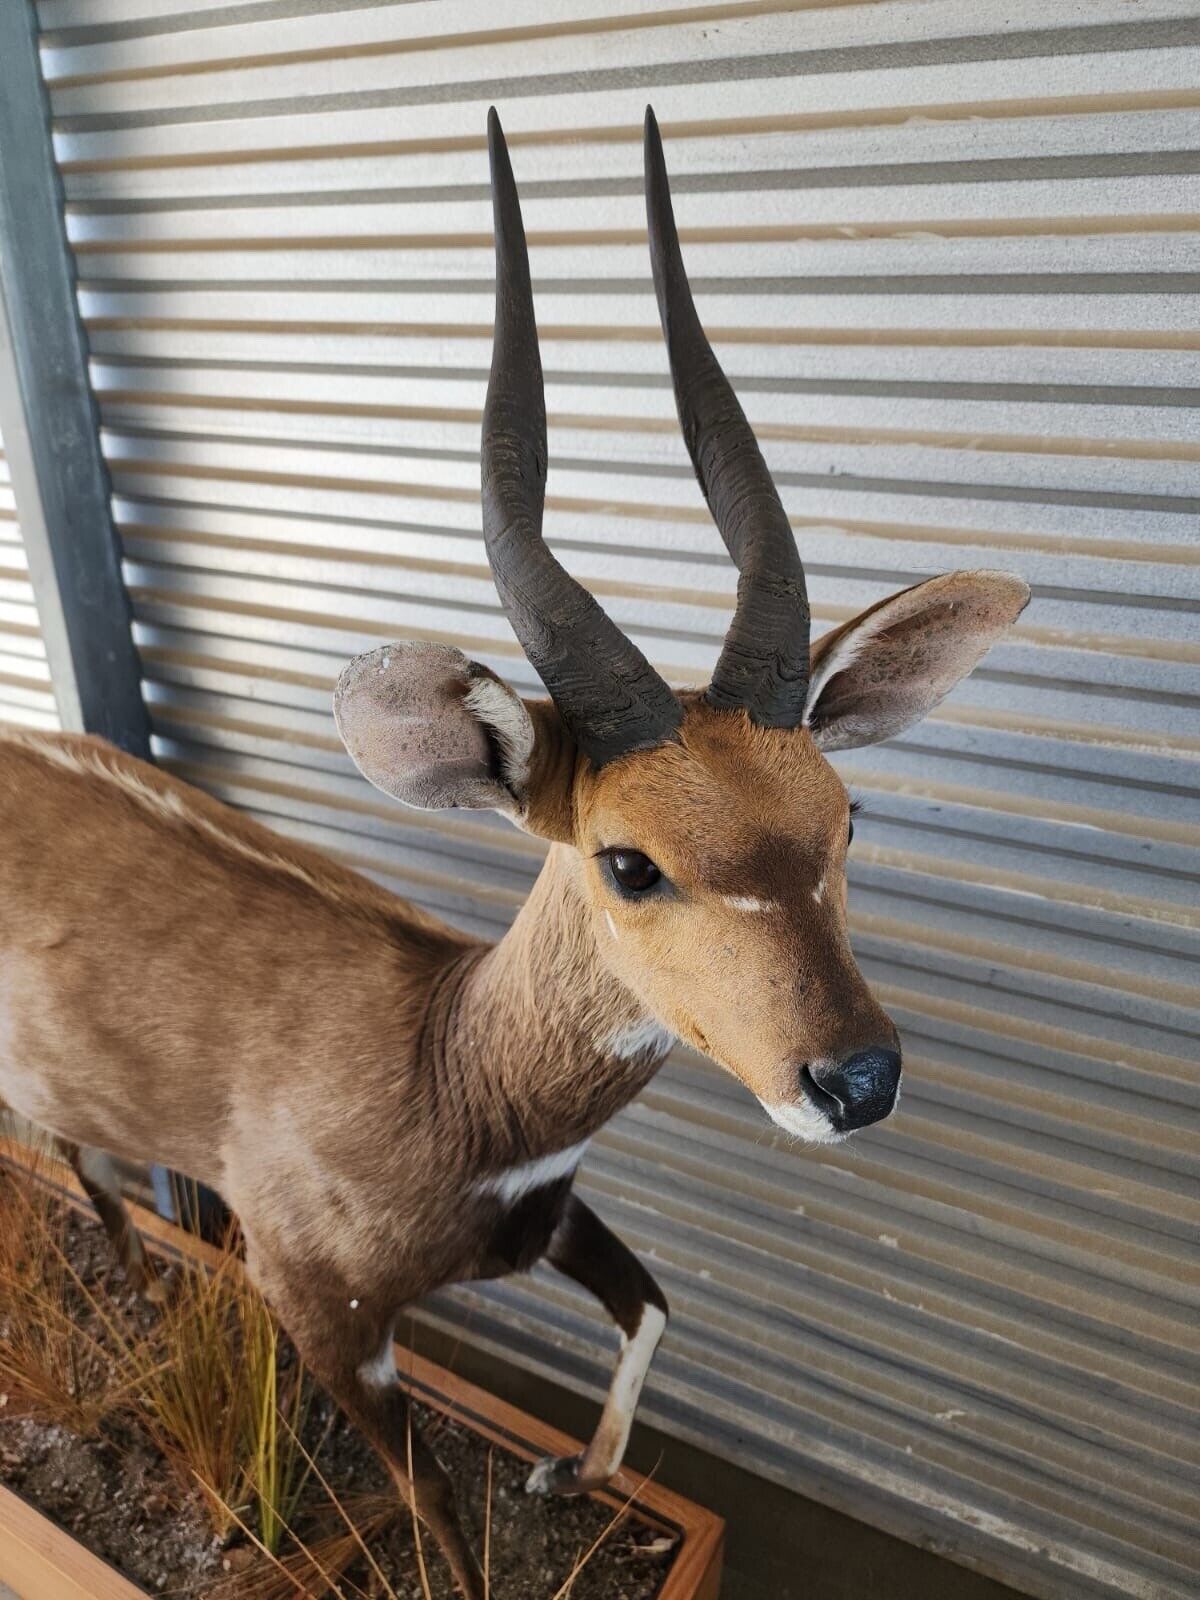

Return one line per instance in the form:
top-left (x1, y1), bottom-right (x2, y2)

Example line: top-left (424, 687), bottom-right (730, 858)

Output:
top-left (27, 3), bottom-right (1200, 1596)
top-left (0, 427), bottom-right (59, 732)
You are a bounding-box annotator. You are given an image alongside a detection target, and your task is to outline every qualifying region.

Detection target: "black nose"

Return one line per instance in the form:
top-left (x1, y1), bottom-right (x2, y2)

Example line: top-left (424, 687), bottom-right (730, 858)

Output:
top-left (804, 1046), bottom-right (901, 1132)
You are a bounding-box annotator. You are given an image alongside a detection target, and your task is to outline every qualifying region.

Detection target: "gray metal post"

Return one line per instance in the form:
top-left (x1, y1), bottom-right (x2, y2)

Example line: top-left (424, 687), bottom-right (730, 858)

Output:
top-left (0, 1), bottom-right (150, 756)
top-left (0, 7), bottom-right (191, 1223)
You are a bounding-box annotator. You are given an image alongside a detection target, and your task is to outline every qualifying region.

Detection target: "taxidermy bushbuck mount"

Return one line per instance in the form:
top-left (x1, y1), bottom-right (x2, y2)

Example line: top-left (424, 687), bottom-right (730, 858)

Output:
top-left (0, 110), bottom-right (1028, 1596)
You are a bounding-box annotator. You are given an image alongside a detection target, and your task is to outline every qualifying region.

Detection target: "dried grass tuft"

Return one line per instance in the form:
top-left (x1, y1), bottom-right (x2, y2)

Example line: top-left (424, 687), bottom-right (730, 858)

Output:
top-left (0, 1152), bottom-right (141, 1435)
top-left (0, 1153), bottom-right (654, 1599)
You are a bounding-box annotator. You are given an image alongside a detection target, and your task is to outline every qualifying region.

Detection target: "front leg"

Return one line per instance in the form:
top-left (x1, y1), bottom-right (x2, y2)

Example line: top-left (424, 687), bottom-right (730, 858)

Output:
top-left (527, 1192), bottom-right (667, 1497)
top-left (250, 1258), bottom-right (484, 1600)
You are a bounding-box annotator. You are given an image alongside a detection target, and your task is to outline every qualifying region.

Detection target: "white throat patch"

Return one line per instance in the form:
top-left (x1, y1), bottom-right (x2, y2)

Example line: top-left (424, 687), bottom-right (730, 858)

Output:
top-left (602, 1018), bottom-right (675, 1062)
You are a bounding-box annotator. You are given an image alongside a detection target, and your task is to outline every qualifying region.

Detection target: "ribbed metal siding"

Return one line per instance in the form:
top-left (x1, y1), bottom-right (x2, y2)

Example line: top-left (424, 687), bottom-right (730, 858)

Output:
top-left (35, 3), bottom-right (1199, 1596)
top-left (0, 433), bottom-right (59, 731)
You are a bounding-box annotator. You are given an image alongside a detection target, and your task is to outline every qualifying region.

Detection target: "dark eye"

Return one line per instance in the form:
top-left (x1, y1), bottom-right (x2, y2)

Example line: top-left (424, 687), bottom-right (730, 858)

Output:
top-left (608, 849), bottom-right (662, 894)
top-left (847, 817), bottom-right (855, 846)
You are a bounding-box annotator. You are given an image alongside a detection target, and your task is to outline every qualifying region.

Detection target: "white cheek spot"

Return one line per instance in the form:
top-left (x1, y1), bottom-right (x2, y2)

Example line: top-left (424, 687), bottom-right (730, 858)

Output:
top-left (476, 1139), bottom-right (590, 1204)
top-left (602, 1018), bottom-right (675, 1061)
top-left (813, 877), bottom-right (826, 905)
top-left (724, 895), bottom-right (775, 914)
top-left (349, 1298), bottom-right (359, 1310)
top-left (357, 1329), bottom-right (397, 1390)
top-left (604, 909), bottom-right (618, 941)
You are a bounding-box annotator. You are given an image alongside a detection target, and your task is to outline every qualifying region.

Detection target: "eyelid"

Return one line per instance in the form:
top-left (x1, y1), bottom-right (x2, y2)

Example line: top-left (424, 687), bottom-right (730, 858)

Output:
top-left (598, 848), bottom-right (674, 900)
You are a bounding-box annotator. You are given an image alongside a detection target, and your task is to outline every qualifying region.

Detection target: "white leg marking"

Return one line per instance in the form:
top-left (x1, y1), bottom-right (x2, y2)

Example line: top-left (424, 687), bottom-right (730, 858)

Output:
top-left (475, 1139), bottom-right (590, 1204)
top-left (357, 1327), bottom-right (398, 1390)
top-left (590, 1303), bottom-right (667, 1478)
top-left (526, 1301), bottom-right (667, 1495)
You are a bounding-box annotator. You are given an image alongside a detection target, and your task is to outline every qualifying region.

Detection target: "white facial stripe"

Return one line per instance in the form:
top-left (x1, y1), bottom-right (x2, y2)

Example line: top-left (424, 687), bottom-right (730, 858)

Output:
top-left (602, 1018), bottom-right (674, 1062)
top-left (813, 877), bottom-right (826, 905)
top-left (604, 909), bottom-right (618, 941)
top-left (760, 1096), bottom-right (848, 1146)
top-left (475, 1139), bottom-right (590, 1204)
top-left (723, 895), bottom-right (776, 913)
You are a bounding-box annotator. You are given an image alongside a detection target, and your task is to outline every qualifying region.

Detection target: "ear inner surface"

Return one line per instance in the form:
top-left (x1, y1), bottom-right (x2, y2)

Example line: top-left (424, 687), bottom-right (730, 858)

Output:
top-left (462, 665), bottom-right (535, 796)
top-left (805, 570), bottom-right (1031, 752)
top-left (334, 642), bottom-right (531, 815)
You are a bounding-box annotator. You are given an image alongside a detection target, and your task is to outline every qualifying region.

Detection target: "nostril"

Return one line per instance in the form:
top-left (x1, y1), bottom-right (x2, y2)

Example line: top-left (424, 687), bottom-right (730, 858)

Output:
top-left (799, 1063), bottom-right (843, 1124)
top-left (810, 1046), bottom-right (902, 1132)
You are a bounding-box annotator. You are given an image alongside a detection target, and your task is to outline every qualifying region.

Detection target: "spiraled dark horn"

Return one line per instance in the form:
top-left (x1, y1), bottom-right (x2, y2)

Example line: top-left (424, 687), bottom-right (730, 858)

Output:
top-left (644, 106), bottom-right (810, 725)
top-left (482, 109), bottom-right (682, 767)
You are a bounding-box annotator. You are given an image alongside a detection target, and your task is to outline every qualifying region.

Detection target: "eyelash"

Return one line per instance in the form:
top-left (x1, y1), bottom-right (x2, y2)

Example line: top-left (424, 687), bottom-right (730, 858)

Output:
top-left (848, 795), bottom-right (864, 844)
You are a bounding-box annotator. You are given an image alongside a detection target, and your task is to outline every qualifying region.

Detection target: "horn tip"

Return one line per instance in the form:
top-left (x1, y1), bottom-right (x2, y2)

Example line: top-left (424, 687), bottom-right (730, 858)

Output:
top-left (487, 105), bottom-right (505, 160)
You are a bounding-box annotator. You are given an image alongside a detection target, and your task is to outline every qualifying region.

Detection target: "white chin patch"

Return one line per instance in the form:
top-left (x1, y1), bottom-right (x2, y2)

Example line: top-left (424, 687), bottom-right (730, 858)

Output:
top-left (760, 1097), bottom-right (848, 1145)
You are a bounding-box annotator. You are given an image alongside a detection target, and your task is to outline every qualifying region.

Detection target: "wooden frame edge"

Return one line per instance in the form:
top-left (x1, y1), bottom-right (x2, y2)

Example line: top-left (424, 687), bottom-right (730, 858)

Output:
top-left (0, 1138), bottom-right (724, 1600)
top-left (0, 1481), bottom-right (147, 1600)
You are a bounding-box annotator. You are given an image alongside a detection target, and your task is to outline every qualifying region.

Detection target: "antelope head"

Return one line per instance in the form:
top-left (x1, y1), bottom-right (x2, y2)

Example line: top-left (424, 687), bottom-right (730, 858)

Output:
top-left (335, 110), bottom-right (1030, 1145)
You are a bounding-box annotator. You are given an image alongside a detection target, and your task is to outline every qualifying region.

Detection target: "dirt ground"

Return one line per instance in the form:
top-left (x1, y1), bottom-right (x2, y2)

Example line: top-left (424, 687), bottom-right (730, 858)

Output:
top-left (0, 1199), bottom-right (677, 1599)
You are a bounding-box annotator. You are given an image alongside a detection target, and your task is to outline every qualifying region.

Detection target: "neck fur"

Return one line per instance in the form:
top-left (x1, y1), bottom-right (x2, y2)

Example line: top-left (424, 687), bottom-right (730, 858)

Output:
top-left (437, 844), bottom-right (670, 1166)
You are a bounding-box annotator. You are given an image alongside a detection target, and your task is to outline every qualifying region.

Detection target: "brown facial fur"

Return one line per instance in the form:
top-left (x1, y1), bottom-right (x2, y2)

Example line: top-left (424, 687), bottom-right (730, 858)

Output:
top-left (570, 696), bottom-right (895, 1109)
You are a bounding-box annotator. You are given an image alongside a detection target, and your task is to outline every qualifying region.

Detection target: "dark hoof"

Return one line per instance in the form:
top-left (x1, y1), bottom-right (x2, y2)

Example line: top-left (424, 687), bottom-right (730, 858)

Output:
top-left (525, 1452), bottom-right (596, 1498)
top-left (127, 1258), bottom-right (172, 1304)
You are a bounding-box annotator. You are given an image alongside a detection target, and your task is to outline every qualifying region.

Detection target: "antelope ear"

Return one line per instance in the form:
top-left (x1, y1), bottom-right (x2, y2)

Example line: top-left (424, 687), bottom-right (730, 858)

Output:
top-left (335, 642), bottom-right (574, 837)
top-left (804, 571), bottom-right (1030, 752)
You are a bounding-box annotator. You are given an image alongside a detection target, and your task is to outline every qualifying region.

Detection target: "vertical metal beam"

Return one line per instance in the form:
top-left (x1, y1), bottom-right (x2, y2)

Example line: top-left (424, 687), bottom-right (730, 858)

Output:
top-left (0, 1), bottom-right (150, 756)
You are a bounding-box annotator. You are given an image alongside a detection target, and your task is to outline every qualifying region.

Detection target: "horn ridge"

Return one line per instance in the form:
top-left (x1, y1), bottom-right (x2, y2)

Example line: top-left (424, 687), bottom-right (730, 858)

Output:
top-left (482, 108), bottom-right (683, 767)
top-left (643, 105), bottom-right (810, 725)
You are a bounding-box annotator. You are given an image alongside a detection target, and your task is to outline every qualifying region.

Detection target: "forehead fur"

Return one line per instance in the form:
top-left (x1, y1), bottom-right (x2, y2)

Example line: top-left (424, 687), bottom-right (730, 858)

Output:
top-left (578, 698), bottom-right (847, 882)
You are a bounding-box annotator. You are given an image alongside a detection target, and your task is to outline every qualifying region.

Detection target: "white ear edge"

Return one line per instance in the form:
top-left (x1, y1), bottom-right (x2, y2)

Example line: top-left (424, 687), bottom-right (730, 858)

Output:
top-left (804, 567), bottom-right (1032, 729)
top-left (802, 608), bottom-right (888, 725)
top-left (462, 673), bottom-right (535, 795)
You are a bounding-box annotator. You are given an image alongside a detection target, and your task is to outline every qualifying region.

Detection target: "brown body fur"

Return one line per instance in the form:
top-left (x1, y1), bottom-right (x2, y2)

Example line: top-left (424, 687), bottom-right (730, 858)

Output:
top-left (0, 730), bottom-right (663, 1285)
top-left (0, 725), bottom-right (676, 1595)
